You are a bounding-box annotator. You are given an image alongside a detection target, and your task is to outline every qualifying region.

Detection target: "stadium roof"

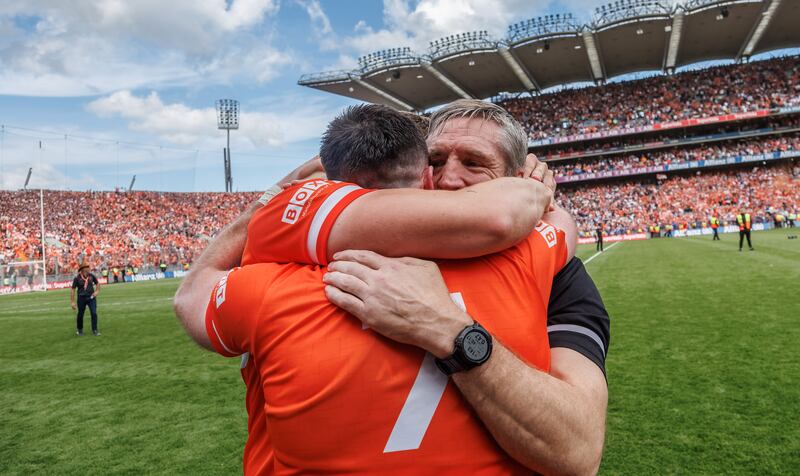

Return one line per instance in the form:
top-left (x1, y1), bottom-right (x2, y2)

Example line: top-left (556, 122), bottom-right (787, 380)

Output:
top-left (298, 0), bottom-right (800, 111)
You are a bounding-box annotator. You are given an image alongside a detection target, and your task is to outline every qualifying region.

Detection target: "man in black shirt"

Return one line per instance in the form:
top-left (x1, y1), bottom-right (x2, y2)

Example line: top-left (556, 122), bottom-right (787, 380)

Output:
top-left (595, 225), bottom-right (604, 252)
top-left (71, 264), bottom-right (101, 336)
top-left (547, 257), bottom-right (610, 376)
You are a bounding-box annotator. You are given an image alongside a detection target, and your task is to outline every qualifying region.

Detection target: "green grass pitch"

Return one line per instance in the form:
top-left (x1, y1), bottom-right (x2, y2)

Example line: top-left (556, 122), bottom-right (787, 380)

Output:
top-left (1, 228), bottom-right (798, 475)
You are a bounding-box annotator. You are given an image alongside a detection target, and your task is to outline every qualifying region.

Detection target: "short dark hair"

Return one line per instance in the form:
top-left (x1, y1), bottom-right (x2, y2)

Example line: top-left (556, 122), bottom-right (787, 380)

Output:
top-left (320, 104), bottom-right (427, 188)
top-left (399, 111), bottom-right (430, 137)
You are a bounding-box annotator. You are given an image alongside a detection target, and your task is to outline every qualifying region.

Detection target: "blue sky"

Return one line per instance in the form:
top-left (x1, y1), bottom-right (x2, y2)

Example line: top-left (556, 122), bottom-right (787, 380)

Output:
top-left (0, 0), bottom-right (670, 191)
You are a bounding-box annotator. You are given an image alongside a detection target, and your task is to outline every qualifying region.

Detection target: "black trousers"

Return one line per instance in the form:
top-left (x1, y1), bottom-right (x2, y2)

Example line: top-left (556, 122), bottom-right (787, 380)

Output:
top-left (712, 228), bottom-right (720, 240)
top-left (76, 297), bottom-right (98, 332)
top-left (739, 230), bottom-right (752, 250)
top-left (596, 237), bottom-right (603, 251)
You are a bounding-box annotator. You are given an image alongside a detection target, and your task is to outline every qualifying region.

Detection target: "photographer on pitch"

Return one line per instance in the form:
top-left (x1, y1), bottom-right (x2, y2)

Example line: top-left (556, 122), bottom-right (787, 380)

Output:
top-left (71, 264), bottom-right (101, 336)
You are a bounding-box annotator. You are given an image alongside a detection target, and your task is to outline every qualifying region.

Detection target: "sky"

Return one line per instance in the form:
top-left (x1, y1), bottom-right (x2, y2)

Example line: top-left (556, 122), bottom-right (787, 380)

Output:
top-left (0, 0), bottom-right (705, 192)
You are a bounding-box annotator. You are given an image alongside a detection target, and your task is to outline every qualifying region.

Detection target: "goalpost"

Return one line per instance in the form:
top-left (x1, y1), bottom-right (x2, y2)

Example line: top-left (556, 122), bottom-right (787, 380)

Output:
top-left (1, 261), bottom-right (47, 294)
top-left (1, 189), bottom-right (48, 295)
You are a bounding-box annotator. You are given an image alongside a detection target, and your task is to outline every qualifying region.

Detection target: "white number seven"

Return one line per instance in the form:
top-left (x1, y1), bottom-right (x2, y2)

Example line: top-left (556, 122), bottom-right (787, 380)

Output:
top-left (383, 292), bottom-right (465, 453)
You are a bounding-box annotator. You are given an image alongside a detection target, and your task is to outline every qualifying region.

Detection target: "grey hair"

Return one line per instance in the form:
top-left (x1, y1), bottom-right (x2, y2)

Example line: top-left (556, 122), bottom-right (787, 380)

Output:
top-left (428, 99), bottom-right (527, 175)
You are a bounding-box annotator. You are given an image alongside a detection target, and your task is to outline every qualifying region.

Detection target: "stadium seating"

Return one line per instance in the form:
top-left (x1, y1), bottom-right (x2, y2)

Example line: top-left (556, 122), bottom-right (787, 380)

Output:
top-left (551, 133), bottom-right (800, 178)
top-left (2, 162), bottom-right (797, 274)
top-left (559, 164), bottom-right (799, 237)
top-left (1, 190), bottom-right (257, 276)
top-left (502, 57), bottom-right (800, 141)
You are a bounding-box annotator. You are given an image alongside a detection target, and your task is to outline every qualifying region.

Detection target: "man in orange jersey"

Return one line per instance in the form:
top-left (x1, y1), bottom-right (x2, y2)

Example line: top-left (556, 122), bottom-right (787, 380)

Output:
top-left (175, 103), bottom-right (608, 474)
top-left (176, 105), bottom-right (560, 475)
top-left (306, 101), bottom-right (607, 474)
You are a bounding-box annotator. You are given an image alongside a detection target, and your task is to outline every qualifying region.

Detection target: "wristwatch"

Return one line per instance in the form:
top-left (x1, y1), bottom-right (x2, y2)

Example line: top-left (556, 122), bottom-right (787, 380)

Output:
top-left (435, 322), bottom-right (493, 375)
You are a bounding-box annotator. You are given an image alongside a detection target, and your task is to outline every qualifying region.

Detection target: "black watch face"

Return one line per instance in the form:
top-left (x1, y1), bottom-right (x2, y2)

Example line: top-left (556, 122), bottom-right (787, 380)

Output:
top-left (462, 330), bottom-right (489, 362)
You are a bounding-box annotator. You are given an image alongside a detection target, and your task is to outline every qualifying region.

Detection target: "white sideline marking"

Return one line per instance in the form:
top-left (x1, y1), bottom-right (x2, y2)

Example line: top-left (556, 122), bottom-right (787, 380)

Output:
top-left (584, 241), bottom-right (621, 265)
top-left (0, 297), bottom-right (173, 316)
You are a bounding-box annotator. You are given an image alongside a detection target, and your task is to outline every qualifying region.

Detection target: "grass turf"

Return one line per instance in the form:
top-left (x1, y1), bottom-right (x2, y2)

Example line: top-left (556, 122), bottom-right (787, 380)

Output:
top-left (1, 228), bottom-right (798, 474)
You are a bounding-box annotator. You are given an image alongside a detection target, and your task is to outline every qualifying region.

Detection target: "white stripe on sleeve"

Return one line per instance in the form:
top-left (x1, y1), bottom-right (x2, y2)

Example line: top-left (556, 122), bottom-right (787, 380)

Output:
top-left (211, 320), bottom-right (236, 355)
top-left (306, 185), bottom-right (362, 264)
top-left (547, 324), bottom-right (606, 357)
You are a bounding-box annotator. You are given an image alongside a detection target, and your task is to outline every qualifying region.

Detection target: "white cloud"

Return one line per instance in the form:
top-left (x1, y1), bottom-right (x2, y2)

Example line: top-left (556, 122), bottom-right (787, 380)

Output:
top-left (297, 0), bottom-right (332, 36)
top-left (323, 54), bottom-right (360, 72)
top-left (0, 162), bottom-right (71, 190)
top-left (87, 90), bottom-right (339, 148)
top-left (0, 0), bottom-right (291, 96)
top-left (341, 0), bottom-right (556, 56)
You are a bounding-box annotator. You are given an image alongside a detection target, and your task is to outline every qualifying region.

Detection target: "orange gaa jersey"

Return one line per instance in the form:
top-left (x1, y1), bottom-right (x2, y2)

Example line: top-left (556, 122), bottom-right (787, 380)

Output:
top-left (242, 179), bottom-right (371, 266)
top-left (209, 179), bottom-right (568, 474)
top-left (240, 353), bottom-right (273, 476)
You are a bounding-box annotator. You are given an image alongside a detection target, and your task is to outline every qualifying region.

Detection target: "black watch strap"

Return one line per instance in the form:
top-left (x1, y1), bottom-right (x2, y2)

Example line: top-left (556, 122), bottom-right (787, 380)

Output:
top-left (435, 355), bottom-right (465, 375)
top-left (435, 322), bottom-right (493, 376)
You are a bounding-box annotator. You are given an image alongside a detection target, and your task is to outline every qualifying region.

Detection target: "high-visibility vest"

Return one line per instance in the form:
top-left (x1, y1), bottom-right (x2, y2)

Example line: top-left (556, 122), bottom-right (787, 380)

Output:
top-left (737, 213), bottom-right (751, 231)
top-left (789, 213), bottom-right (797, 221)
top-left (101, 269), bottom-right (108, 277)
top-left (710, 217), bottom-right (719, 229)
top-left (2, 277), bottom-right (9, 286)
top-left (133, 267), bottom-right (139, 274)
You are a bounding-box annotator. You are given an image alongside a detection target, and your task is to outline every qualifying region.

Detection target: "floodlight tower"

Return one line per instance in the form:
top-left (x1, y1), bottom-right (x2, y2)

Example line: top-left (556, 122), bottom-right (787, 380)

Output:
top-left (215, 99), bottom-right (239, 192)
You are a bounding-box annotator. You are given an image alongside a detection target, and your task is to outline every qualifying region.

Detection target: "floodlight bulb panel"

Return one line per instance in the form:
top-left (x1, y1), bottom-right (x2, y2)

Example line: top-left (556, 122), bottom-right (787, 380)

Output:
top-left (216, 99), bottom-right (240, 130)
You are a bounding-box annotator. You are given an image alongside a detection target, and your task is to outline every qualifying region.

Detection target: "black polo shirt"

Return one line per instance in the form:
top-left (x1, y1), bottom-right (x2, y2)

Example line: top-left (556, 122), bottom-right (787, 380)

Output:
top-left (548, 257), bottom-right (611, 376)
top-left (72, 273), bottom-right (99, 299)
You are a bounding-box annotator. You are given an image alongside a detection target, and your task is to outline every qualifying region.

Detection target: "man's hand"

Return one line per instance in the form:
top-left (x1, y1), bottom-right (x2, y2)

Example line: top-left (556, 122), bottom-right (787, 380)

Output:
top-left (71, 302), bottom-right (76, 310)
top-left (323, 250), bottom-right (472, 358)
top-left (522, 153), bottom-right (556, 211)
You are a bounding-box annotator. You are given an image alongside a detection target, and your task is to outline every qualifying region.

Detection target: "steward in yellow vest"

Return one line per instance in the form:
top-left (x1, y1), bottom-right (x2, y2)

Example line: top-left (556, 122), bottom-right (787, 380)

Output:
top-left (737, 213), bottom-right (753, 251)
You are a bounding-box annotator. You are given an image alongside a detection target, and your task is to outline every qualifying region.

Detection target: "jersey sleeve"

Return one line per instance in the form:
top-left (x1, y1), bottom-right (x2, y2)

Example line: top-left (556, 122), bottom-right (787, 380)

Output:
top-left (517, 221), bottom-right (569, 305)
top-left (547, 257), bottom-right (610, 376)
top-left (242, 179), bottom-right (372, 266)
top-left (204, 265), bottom-right (277, 358)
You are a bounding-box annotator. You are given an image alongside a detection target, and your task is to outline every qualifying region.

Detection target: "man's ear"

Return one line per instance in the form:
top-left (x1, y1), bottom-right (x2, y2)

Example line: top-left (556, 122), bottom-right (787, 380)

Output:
top-left (422, 165), bottom-right (434, 190)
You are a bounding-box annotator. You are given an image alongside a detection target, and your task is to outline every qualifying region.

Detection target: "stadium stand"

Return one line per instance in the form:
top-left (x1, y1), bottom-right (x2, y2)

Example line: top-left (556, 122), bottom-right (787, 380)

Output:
top-left (1, 191), bottom-right (257, 280)
top-left (559, 164), bottom-right (799, 238)
top-left (551, 132), bottom-right (800, 180)
top-left (502, 57), bottom-right (800, 141)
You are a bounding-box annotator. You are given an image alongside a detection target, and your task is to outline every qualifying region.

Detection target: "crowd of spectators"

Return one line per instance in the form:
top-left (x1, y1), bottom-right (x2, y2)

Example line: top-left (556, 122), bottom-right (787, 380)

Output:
top-left (559, 163), bottom-right (800, 237)
top-left (2, 163), bottom-right (796, 276)
top-left (1, 190), bottom-right (257, 277)
top-left (552, 133), bottom-right (800, 178)
top-left (541, 115), bottom-right (800, 159)
top-left (502, 56), bottom-right (800, 141)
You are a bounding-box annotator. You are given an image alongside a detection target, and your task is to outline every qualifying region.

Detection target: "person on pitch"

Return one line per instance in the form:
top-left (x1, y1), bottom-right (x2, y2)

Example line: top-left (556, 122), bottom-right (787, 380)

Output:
top-left (71, 264), bottom-right (101, 336)
top-left (737, 210), bottom-right (754, 251)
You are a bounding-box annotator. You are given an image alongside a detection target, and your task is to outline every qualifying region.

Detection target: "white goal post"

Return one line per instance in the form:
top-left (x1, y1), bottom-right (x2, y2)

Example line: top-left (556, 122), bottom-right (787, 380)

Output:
top-left (1, 260), bottom-right (47, 294)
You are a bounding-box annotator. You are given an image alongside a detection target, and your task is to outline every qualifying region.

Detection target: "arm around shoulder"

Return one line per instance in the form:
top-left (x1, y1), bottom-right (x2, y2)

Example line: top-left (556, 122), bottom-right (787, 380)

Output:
top-left (328, 177), bottom-right (552, 261)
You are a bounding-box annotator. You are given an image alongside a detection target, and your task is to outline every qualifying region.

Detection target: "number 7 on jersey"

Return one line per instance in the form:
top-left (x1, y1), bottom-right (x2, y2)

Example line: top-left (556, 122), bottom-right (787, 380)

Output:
top-left (383, 293), bottom-right (466, 453)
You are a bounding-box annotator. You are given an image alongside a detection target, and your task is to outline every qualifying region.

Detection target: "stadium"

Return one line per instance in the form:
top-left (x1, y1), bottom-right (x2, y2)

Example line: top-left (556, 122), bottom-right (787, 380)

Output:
top-left (1, 0), bottom-right (799, 474)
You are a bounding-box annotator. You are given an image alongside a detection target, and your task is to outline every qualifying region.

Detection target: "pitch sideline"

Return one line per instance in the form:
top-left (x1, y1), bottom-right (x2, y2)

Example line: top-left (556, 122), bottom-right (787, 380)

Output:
top-left (584, 241), bottom-right (622, 265)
